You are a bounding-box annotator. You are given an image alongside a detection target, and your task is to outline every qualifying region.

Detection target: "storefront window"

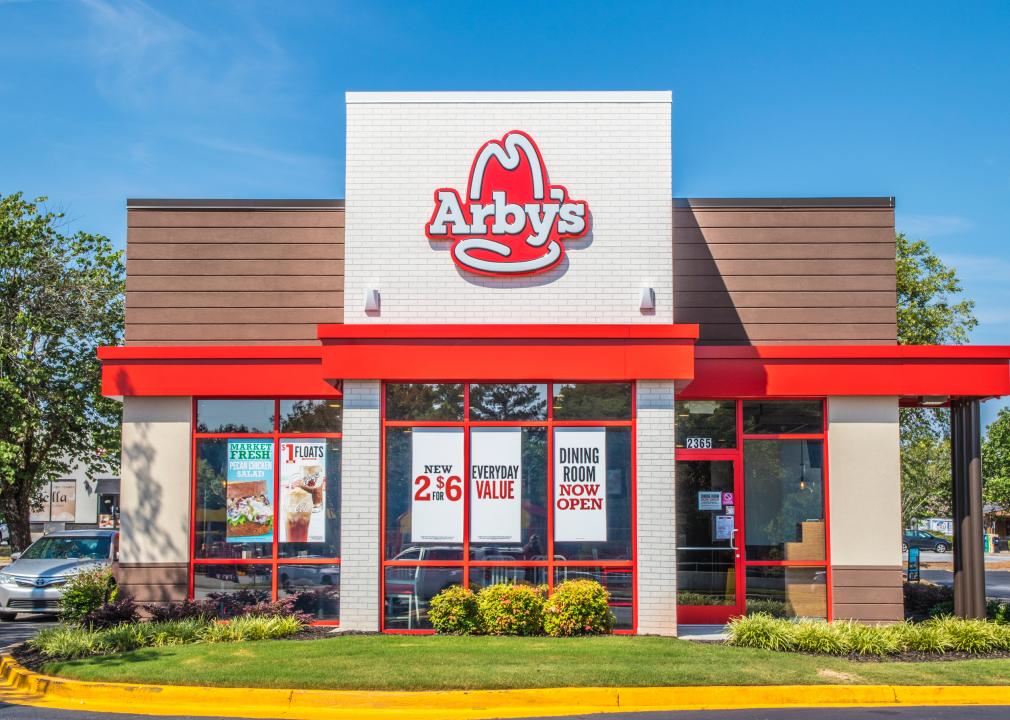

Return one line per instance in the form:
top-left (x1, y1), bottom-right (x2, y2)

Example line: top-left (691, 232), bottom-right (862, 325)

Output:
top-left (675, 400), bottom-right (736, 449)
top-left (196, 399), bottom-right (274, 434)
top-left (742, 401), bottom-right (823, 435)
top-left (743, 439), bottom-right (825, 562)
top-left (552, 383), bottom-right (632, 420)
top-left (382, 381), bottom-right (635, 632)
top-left (192, 398), bottom-right (341, 623)
top-left (469, 383), bottom-right (548, 421)
top-left (745, 566), bottom-right (827, 619)
top-left (385, 383), bottom-right (464, 421)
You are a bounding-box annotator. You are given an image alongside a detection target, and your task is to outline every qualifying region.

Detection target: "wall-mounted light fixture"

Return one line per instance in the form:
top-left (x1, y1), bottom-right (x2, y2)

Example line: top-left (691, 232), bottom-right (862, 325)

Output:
top-left (640, 287), bottom-right (655, 312)
top-left (364, 289), bottom-right (381, 314)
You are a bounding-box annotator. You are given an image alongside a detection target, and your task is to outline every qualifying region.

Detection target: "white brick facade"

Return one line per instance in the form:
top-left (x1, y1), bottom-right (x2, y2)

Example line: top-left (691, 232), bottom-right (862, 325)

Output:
top-left (338, 381), bottom-right (382, 631)
top-left (344, 92), bottom-right (672, 324)
top-left (634, 381), bottom-right (678, 635)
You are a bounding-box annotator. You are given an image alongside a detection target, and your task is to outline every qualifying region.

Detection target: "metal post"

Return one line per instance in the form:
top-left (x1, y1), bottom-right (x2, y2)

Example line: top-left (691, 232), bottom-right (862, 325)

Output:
top-left (952, 398), bottom-right (986, 618)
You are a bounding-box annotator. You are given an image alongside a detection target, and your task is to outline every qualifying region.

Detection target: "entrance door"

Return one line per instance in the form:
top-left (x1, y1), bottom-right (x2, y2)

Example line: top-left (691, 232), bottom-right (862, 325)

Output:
top-left (675, 459), bottom-right (743, 624)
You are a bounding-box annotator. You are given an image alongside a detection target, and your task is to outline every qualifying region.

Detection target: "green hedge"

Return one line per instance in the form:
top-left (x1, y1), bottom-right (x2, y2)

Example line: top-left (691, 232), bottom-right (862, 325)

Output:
top-left (430, 580), bottom-right (614, 636)
top-left (728, 613), bottom-right (1010, 656)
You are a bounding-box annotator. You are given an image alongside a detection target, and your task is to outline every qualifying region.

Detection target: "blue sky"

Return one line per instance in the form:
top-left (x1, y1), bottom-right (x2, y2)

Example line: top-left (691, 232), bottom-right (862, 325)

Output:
top-left (2, 1), bottom-right (1009, 422)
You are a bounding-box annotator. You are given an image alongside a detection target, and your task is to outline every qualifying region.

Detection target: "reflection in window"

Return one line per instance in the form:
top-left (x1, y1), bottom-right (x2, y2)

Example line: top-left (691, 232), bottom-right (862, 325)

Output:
top-left (469, 384), bottom-right (547, 421)
top-left (279, 399), bottom-right (342, 433)
top-left (552, 383), bottom-right (632, 420)
top-left (383, 566), bottom-right (463, 630)
top-left (469, 567), bottom-right (547, 589)
top-left (278, 565), bottom-right (340, 621)
top-left (196, 400), bottom-right (275, 434)
top-left (193, 564), bottom-right (272, 600)
top-left (385, 384), bottom-right (464, 421)
top-left (554, 567), bottom-right (633, 630)
top-left (675, 400), bottom-right (737, 449)
top-left (742, 401), bottom-right (823, 435)
top-left (744, 440), bottom-right (825, 561)
top-left (745, 566), bottom-right (827, 619)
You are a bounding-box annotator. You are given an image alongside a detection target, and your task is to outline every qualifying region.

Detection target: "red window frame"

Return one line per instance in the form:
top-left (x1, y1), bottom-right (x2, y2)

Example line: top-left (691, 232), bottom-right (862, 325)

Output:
top-left (675, 398), bottom-right (832, 621)
top-left (380, 381), bottom-right (637, 634)
top-left (189, 397), bottom-right (343, 626)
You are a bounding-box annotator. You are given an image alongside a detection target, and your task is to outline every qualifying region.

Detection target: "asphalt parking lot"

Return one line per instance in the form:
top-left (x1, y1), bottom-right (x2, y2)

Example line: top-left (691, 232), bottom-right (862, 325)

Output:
top-left (0, 614), bottom-right (57, 652)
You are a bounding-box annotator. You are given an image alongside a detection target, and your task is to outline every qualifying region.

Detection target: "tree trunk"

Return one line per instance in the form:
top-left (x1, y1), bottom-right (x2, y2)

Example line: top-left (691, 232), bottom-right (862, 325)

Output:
top-left (0, 478), bottom-right (36, 553)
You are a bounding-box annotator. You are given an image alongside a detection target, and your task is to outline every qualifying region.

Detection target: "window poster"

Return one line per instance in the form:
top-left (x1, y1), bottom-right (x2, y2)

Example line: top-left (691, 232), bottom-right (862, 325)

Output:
top-left (697, 491), bottom-right (723, 511)
top-left (410, 427), bottom-right (464, 543)
top-left (279, 439), bottom-right (326, 543)
top-left (714, 515), bottom-right (735, 541)
top-left (553, 427), bottom-right (607, 542)
top-left (470, 427), bottom-right (522, 543)
top-left (226, 439), bottom-right (274, 543)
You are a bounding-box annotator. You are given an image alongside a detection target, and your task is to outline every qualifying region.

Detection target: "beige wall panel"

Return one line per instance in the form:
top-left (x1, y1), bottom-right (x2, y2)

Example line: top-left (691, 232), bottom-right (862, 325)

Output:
top-left (828, 397), bottom-right (902, 568)
top-left (675, 209), bottom-right (894, 228)
top-left (129, 210), bottom-right (344, 228)
top-left (119, 397), bottom-right (192, 565)
top-left (129, 227), bottom-right (343, 244)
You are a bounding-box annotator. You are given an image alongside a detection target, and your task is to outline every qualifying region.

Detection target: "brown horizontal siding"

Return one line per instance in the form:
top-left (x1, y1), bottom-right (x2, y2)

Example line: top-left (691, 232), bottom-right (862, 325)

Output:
top-left (125, 206), bottom-right (344, 345)
top-left (831, 565), bottom-right (903, 623)
top-left (115, 563), bottom-right (188, 604)
top-left (129, 210), bottom-right (344, 228)
top-left (674, 204), bottom-right (897, 345)
top-left (675, 291), bottom-right (897, 308)
top-left (127, 291), bottom-right (345, 308)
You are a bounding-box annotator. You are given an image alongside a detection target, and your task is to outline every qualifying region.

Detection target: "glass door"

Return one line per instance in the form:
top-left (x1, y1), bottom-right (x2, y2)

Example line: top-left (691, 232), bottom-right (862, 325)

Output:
top-left (675, 458), bottom-right (743, 624)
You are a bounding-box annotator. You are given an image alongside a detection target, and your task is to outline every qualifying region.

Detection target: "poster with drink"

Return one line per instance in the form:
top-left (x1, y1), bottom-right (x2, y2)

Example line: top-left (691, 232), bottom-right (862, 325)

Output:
top-left (470, 428), bottom-right (522, 543)
top-left (553, 427), bottom-right (607, 542)
top-left (410, 427), bottom-right (464, 543)
top-left (279, 439), bottom-right (327, 543)
top-left (225, 439), bottom-right (274, 543)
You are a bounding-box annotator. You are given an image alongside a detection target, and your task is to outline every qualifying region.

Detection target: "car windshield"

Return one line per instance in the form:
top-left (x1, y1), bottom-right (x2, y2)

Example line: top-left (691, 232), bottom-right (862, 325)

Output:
top-left (19, 536), bottom-right (111, 561)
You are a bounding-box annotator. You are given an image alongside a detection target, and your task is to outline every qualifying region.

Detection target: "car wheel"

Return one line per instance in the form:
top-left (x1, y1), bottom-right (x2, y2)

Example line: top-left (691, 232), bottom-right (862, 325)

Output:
top-left (935, 542), bottom-right (948, 553)
top-left (902, 543), bottom-right (909, 553)
top-left (0, 612), bottom-right (17, 622)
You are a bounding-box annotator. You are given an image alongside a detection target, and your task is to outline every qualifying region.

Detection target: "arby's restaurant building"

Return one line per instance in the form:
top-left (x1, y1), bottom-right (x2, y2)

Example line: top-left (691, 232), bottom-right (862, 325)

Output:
top-left (99, 91), bottom-right (1010, 634)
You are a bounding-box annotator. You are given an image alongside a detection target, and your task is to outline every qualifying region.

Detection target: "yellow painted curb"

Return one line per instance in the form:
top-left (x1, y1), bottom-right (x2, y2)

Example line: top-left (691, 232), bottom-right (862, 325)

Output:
top-left (3, 655), bottom-right (1010, 719)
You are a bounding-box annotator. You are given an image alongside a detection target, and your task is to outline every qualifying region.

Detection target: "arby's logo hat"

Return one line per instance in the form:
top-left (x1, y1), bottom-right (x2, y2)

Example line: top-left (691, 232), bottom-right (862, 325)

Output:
top-left (425, 130), bottom-right (590, 276)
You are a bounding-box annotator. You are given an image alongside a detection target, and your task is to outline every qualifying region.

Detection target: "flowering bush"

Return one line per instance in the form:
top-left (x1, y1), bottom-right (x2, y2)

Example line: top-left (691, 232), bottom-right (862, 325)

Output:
top-left (476, 583), bottom-right (544, 636)
top-left (429, 585), bottom-right (481, 635)
top-left (542, 579), bottom-right (613, 636)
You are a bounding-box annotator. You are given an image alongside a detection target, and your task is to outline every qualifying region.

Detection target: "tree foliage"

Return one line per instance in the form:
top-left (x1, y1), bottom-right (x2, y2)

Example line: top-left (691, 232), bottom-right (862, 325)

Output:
top-left (983, 408), bottom-right (1010, 514)
top-left (0, 193), bottom-right (124, 550)
top-left (896, 233), bottom-right (977, 526)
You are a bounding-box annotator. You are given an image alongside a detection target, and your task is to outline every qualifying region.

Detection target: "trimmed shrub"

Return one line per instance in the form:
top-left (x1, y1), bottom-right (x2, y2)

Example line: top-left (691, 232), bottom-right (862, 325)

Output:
top-left (82, 596), bottom-right (140, 629)
top-left (543, 579), bottom-right (613, 636)
top-left (477, 583), bottom-right (544, 636)
top-left (904, 581), bottom-right (953, 619)
top-left (59, 567), bottom-right (118, 625)
top-left (429, 585), bottom-right (481, 635)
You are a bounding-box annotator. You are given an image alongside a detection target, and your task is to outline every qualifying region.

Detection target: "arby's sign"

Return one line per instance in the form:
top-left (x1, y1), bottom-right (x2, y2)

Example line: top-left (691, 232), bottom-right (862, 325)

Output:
top-left (425, 130), bottom-right (590, 276)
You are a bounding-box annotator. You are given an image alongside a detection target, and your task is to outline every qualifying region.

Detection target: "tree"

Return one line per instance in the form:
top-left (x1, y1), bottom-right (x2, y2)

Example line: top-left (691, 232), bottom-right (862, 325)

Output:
top-left (896, 233), bottom-right (977, 527)
top-left (0, 193), bottom-right (124, 551)
top-left (983, 407), bottom-right (1010, 516)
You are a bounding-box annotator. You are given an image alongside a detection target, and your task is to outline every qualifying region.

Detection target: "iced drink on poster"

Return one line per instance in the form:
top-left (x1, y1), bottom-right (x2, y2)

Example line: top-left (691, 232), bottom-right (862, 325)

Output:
top-left (279, 439), bottom-right (327, 543)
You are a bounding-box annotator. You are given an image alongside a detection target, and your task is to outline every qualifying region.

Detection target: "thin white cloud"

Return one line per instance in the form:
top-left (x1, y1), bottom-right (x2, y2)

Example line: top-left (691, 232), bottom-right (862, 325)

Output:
top-left (897, 213), bottom-right (974, 238)
top-left (940, 253), bottom-right (1010, 283)
top-left (79, 0), bottom-right (293, 112)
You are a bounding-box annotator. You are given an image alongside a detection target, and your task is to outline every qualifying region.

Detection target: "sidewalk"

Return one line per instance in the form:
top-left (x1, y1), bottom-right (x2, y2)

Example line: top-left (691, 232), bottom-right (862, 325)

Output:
top-left (4, 655), bottom-right (1010, 720)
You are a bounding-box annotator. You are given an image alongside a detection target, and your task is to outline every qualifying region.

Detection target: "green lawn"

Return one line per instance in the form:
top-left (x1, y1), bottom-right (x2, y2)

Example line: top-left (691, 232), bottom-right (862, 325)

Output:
top-left (40, 635), bottom-right (1010, 690)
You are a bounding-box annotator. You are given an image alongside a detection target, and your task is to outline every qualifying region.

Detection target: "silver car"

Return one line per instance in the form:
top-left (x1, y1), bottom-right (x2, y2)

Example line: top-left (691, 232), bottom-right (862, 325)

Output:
top-left (0, 530), bottom-right (118, 620)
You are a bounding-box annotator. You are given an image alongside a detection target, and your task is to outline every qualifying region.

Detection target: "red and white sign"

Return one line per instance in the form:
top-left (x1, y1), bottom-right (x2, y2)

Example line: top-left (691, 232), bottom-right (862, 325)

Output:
top-left (553, 427), bottom-right (607, 542)
top-left (470, 428), bottom-right (522, 543)
top-left (425, 130), bottom-right (589, 276)
top-left (410, 428), bottom-right (464, 543)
